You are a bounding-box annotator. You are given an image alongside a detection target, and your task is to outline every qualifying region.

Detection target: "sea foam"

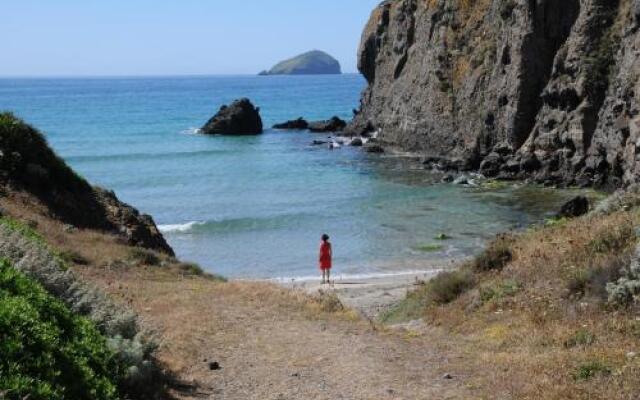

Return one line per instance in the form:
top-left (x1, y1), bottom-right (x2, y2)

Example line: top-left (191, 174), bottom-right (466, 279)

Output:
top-left (158, 221), bottom-right (204, 233)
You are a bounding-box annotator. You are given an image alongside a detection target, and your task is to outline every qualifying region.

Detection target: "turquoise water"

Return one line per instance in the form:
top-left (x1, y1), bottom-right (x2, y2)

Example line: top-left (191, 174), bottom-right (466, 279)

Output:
top-left (0, 75), bottom-right (584, 279)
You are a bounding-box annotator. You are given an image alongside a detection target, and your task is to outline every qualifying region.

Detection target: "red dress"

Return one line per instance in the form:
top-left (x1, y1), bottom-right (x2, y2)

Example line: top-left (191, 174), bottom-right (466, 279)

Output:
top-left (319, 241), bottom-right (332, 270)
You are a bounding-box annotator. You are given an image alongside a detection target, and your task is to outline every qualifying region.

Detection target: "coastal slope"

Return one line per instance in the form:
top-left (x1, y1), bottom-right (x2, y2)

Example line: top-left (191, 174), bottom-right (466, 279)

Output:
top-left (350, 0), bottom-right (640, 188)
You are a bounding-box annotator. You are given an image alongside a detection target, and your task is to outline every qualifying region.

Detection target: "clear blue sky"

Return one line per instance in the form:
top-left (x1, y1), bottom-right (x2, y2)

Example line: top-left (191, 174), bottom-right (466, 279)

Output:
top-left (2, 0), bottom-right (381, 76)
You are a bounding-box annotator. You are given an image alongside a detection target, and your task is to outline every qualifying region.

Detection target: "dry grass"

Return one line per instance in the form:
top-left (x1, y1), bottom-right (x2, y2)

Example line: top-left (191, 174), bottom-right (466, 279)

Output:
top-left (385, 206), bottom-right (640, 399)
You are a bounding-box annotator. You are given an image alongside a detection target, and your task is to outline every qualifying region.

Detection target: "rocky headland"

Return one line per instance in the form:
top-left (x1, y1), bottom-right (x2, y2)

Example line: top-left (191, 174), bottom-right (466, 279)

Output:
top-left (348, 0), bottom-right (640, 188)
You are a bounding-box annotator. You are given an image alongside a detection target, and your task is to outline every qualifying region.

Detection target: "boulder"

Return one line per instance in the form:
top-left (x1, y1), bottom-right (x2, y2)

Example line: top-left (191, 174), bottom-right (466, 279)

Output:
top-left (350, 137), bottom-right (364, 147)
top-left (201, 98), bottom-right (263, 135)
top-left (557, 196), bottom-right (590, 218)
top-left (364, 143), bottom-right (385, 153)
top-left (273, 118), bottom-right (309, 130)
top-left (308, 116), bottom-right (347, 133)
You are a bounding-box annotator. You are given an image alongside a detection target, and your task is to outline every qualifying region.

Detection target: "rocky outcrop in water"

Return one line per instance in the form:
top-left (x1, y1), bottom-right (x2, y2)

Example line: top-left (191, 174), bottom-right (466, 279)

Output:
top-left (273, 118), bottom-right (309, 130)
top-left (308, 116), bottom-right (347, 133)
top-left (260, 50), bottom-right (342, 75)
top-left (201, 98), bottom-right (263, 135)
top-left (349, 0), bottom-right (640, 188)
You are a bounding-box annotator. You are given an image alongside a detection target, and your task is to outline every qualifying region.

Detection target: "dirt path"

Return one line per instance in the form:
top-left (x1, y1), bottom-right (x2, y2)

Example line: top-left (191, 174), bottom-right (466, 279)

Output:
top-left (85, 271), bottom-right (471, 400)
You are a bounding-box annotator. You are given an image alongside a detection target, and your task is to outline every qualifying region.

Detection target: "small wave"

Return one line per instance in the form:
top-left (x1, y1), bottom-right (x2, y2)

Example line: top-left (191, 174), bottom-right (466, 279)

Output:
top-left (159, 213), bottom-right (313, 235)
top-left (67, 149), bottom-right (230, 163)
top-left (158, 221), bottom-right (204, 233)
top-left (179, 127), bottom-right (201, 135)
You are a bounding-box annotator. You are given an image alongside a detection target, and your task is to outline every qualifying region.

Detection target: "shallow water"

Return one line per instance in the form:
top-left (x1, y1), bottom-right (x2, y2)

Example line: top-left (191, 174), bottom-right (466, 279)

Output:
top-left (0, 75), bottom-right (591, 279)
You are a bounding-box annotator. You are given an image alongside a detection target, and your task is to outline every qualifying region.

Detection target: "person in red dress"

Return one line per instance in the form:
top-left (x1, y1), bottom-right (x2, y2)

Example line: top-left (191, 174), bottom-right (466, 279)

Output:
top-left (319, 234), bottom-right (332, 284)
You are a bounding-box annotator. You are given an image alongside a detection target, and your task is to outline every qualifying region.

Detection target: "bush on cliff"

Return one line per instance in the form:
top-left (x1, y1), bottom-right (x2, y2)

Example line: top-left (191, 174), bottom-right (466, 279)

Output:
top-left (0, 112), bottom-right (90, 194)
top-left (0, 259), bottom-right (123, 400)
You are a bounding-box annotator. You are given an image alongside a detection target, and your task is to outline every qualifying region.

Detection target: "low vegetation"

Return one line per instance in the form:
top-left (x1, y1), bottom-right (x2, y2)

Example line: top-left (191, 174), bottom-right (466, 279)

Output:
top-left (382, 191), bottom-right (640, 398)
top-left (0, 259), bottom-right (123, 400)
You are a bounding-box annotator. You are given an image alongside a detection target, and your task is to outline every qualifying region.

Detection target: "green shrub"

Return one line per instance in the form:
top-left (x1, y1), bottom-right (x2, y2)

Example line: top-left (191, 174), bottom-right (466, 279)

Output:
top-left (426, 269), bottom-right (475, 305)
top-left (57, 249), bottom-right (89, 266)
top-left (472, 235), bottom-right (513, 272)
top-left (0, 217), bottom-right (45, 244)
top-left (0, 259), bottom-right (123, 400)
top-left (573, 360), bottom-right (611, 381)
top-left (0, 112), bottom-right (90, 194)
top-left (564, 329), bottom-right (596, 348)
top-left (127, 248), bottom-right (161, 266)
top-left (175, 262), bottom-right (226, 281)
top-left (479, 279), bottom-right (521, 303)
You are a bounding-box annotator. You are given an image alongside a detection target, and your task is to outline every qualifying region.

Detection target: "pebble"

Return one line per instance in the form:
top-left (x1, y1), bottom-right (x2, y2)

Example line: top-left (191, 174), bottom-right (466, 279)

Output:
top-left (208, 361), bottom-right (221, 370)
top-left (626, 351), bottom-right (637, 360)
top-left (442, 373), bottom-right (454, 380)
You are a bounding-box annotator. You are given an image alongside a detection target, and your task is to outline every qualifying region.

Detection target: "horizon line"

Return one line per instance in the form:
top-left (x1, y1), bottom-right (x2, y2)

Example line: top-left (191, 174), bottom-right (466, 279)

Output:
top-left (0, 72), bottom-right (363, 80)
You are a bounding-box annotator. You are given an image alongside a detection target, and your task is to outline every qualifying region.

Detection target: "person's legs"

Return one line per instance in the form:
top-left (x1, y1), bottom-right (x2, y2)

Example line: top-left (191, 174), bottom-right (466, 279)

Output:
top-left (326, 269), bottom-right (330, 284)
top-left (321, 269), bottom-right (326, 284)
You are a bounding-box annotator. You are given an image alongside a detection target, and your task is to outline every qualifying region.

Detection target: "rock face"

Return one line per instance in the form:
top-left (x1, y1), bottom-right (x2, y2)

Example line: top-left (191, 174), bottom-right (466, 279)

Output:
top-left (349, 0), bottom-right (640, 188)
top-left (260, 50), bottom-right (342, 75)
top-left (201, 98), bottom-right (263, 135)
top-left (308, 116), bottom-right (347, 133)
top-left (273, 118), bottom-right (309, 130)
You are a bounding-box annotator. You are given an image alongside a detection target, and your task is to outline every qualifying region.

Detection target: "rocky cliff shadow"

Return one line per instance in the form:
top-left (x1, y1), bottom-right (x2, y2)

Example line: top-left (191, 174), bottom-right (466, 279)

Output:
top-left (511, 0), bottom-right (581, 149)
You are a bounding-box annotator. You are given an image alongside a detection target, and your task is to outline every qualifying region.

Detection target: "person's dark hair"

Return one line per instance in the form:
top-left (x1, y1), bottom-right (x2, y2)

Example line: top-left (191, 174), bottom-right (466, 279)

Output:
top-left (321, 234), bottom-right (330, 241)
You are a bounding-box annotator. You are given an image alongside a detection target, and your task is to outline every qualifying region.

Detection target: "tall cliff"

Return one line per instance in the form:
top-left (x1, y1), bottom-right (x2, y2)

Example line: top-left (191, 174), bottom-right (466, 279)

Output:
top-left (350, 0), bottom-right (640, 188)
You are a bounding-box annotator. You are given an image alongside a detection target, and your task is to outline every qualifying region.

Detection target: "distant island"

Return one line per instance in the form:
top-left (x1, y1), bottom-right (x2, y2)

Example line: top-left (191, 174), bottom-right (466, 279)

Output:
top-left (259, 50), bottom-right (341, 75)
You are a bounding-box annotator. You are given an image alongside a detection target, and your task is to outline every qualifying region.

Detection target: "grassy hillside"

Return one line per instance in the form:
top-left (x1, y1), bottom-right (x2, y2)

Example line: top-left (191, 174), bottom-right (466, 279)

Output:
top-left (381, 189), bottom-right (640, 399)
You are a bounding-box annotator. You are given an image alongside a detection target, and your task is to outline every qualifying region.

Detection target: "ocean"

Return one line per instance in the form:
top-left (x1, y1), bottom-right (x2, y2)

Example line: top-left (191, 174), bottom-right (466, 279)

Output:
top-left (0, 74), bottom-right (586, 279)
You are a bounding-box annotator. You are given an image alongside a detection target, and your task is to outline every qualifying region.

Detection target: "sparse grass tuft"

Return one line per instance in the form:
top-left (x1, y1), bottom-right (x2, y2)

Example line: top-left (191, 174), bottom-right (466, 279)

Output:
top-left (564, 329), bottom-right (596, 348)
top-left (573, 360), bottom-right (611, 381)
top-left (479, 279), bottom-right (521, 303)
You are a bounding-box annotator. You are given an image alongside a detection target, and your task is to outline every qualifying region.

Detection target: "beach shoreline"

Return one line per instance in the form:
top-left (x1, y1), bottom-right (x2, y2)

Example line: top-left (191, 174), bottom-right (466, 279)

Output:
top-left (278, 269), bottom-right (446, 318)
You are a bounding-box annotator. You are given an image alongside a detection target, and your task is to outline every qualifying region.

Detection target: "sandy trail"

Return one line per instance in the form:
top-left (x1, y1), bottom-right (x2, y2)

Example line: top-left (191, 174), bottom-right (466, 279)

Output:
top-left (85, 270), bottom-right (469, 400)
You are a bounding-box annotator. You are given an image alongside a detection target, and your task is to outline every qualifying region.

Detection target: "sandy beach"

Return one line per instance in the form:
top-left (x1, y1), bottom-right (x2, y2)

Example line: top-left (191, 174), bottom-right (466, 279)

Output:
top-left (281, 270), bottom-right (445, 318)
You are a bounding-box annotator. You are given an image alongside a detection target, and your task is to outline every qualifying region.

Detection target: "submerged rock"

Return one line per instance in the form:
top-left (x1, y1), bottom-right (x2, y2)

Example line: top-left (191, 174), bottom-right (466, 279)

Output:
top-left (201, 98), bottom-right (263, 135)
top-left (273, 118), bottom-right (308, 130)
top-left (308, 116), bottom-right (347, 133)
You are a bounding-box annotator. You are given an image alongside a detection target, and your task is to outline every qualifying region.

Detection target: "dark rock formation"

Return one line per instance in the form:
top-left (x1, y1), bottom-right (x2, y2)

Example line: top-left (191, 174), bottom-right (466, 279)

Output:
top-left (260, 50), bottom-right (342, 75)
top-left (350, 137), bottom-right (364, 147)
top-left (0, 112), bottom-right (174, 255)
top-left (365, 143), bottom-right (385, 154)
top-left (308, 116), bottom-right (347, 133)
top-left (557, 196), bottom-right (590, 218)
top-left (201, 98), bottom-right (263, 135)
top-left (350, 0), bottom-right (640, 188)
top-left (94, 188), bottom-right (174, 255)
top-left (273, 118), bottom-right (309, 130)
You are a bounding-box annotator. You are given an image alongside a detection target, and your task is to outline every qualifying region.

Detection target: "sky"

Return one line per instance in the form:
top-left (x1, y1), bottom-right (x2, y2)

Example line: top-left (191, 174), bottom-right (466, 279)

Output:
top-left (2, 0), bottom-right (382, 77)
